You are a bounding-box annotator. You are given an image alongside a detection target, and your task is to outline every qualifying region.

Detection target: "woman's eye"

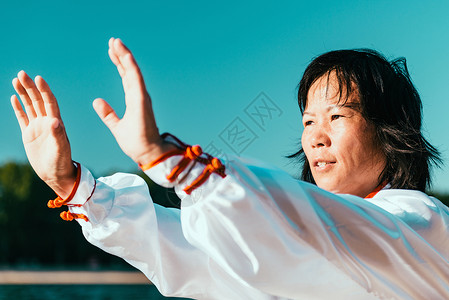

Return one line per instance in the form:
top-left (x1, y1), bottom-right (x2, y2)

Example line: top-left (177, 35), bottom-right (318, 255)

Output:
top-left (331, 115), bottom-right (343, 121)
top-left (304, 120), bottom-right (313, 126)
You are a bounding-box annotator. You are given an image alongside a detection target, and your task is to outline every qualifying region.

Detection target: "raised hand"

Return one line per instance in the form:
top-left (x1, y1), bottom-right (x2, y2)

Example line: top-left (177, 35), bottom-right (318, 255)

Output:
top-left (11, 71), bottom-right (76, 198)
top-left (93, 38), bottom-right (176, 166)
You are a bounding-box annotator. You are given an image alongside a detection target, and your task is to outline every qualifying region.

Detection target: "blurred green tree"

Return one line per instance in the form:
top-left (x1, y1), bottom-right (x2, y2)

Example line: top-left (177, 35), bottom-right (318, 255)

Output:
top-left (0, 162), bottom-right (180, 269)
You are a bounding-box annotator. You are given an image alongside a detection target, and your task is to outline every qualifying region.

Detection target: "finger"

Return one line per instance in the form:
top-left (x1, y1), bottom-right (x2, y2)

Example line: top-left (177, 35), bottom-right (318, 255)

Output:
top-left (108, 48), bottom-right (125, 77)
top-left (108, 37), bottom-right (125, 76)
top-left (111, 38), bottom-right (136, 75)
top-left (17, 70), bottom-right (46, 117)
top-left (108, 37), bottom-right (115, 49)
top-left (10, 95), bottom-right (29, 131)
top-left (113, 38), bottom-right (137, 72)
top-left (108, 37), bottom-right (119, 65)
top-left (12, 76), bottom-right (37, 120)
top-left (112, 39), bottom-right (147, 95)
top-left (92, 98), bottom-right (120, 131)
top-left (35, 76), bottom-right (61, 119)
top-left (112, 38), bottom-right (132, 55)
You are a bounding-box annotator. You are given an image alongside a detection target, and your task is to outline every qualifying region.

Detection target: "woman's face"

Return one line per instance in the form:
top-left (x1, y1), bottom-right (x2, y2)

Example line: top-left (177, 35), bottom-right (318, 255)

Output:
top-left (301, 74), bottom-right (386, 198)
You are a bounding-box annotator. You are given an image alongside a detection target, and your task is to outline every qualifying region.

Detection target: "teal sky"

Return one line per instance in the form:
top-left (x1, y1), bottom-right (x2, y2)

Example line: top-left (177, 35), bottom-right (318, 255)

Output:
top-left (2, 1), bottom-right (449, 192)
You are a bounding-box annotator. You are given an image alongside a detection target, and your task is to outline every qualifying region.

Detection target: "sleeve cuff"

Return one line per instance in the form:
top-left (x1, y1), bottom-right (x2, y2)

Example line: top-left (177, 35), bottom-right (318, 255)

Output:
top-left (143, 155), bottom-right (185, 188)
top-left (141, 133), bottom-right (226, 194)
top-left (66, 164), bottom-right (96, 206)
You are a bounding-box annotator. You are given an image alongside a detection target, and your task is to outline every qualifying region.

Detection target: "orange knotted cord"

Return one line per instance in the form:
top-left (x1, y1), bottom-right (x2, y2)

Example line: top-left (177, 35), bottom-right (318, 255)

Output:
top-left (60, 211), bottom-right (89, 222)
top-left (139, 133), bottom-right (193, 171)
top-left (139, 148), bottom-right (185, 171)
top-left (166, 145), bottom-right (203, 182)
top-left (138, 133), bottom-right (227, 194)
top-left (47, 162), bottom-right (88, 222)
top-left (184, 158), bottom-right (226, 194)
top-left (47, 162), bottom-right (82, 208)
top-left (60, 179), bottom-right (97, 222)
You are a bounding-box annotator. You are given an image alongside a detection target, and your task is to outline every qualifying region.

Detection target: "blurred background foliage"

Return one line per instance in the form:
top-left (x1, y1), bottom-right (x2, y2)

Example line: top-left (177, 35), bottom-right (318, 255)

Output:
top-left (0, 161), bottom-right (181, 270)
top-left (0, 161), bottom-right (448, 270)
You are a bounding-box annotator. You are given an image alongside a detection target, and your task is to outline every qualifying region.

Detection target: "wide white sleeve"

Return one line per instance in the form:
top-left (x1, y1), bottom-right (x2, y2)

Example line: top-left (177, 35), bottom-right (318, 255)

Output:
top-left (66, 164), bottom-right (279, 300)
top-left (145, 155), bottom-right (449, 300)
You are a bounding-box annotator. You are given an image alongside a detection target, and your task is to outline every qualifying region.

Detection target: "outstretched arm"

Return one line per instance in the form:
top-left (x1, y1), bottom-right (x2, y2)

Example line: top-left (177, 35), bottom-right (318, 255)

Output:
top-left (11, 72), bottom-right (76, 198)
top-left (93, 38), bottom-right (176, 166)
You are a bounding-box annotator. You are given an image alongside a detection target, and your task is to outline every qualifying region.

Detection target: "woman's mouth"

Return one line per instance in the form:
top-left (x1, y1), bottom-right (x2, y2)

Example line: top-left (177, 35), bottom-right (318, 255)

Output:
top-left (314, 161), bottom-right (336, 170)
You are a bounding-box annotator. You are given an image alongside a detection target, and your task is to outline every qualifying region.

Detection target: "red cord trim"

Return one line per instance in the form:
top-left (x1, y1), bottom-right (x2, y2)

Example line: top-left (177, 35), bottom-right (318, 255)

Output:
top-left (59, 179), bottom-right (96, 222)
top-left (178, 160), bottom-right (198, 184)
top-left (365, 181), bottom-right (388, 199)
top-left (46, 162), bottom-right (92, 222)
top-left (60, 211), bottom-right (89, 222)
top-left (66, 177), bottom-right (97, 207)
top-left (140, 133), bottom-right (227, 194)
top-left (166, 145), bottom-right (203, 182)
top-left (139, 133), bottom-right (193, 171)
top-left (47, 162), bottom-right (81, 208)
top-left (86, 179), bottom-right (97, 203)
top-left (139, 148), bottom-right (185, 171)
top-left (184, 158), bottom-right (226, 194)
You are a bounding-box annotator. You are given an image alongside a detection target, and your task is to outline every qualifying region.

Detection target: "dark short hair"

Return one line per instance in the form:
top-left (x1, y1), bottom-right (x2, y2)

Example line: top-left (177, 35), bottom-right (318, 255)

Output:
top-left (289, 49), bottom-right (441, 192)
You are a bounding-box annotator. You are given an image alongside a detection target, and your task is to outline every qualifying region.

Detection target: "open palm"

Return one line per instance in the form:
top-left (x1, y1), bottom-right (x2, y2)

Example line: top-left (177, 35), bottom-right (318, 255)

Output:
top-left (93, 38), bottom-right (175, 166)
top-left (11, 72), bottom-right (76, 198)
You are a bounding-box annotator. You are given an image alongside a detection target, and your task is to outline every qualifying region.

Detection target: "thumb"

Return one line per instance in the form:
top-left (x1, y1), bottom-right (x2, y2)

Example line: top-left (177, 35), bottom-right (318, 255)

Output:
top-left (93, 98), bottom-right (120, 131)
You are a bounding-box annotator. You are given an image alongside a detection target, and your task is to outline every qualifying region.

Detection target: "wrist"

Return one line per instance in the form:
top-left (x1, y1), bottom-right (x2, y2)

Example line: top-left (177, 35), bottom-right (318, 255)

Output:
top-left (135, 140), bottom-right (178, 167)
top-left (47, 163), bottom-right (78, 199)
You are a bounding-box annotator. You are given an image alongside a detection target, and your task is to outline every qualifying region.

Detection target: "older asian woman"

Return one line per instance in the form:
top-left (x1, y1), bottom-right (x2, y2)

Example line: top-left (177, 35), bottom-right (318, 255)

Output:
top-left (11, 38), bottom-right (449, 299)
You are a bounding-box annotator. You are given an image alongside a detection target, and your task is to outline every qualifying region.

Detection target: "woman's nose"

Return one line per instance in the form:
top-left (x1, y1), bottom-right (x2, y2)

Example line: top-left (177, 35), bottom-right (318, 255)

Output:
top-left (311, 126), bottom-right (331, 148)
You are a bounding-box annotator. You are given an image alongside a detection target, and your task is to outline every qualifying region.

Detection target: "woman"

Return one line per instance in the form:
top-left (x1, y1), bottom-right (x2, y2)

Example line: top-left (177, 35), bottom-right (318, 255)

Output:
top-left (11, 38), bottom-right (449, 299)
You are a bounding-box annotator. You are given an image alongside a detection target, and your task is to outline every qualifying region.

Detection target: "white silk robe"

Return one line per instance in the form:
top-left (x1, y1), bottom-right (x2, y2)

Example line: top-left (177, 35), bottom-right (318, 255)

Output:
top-left (67, 154), bottom-right (449, 299)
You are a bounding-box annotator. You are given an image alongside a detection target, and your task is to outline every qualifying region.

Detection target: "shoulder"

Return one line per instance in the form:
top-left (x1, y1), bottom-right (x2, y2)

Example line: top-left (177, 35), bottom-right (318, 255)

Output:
top-left (370, 189), bottom-right (443, 211)
top-left (367, 189), bottom-right (449, 228)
